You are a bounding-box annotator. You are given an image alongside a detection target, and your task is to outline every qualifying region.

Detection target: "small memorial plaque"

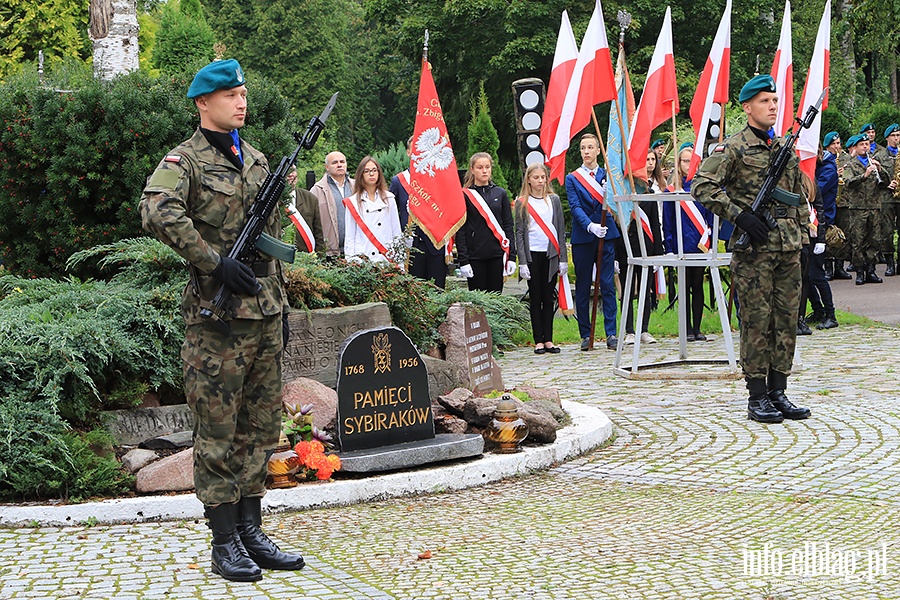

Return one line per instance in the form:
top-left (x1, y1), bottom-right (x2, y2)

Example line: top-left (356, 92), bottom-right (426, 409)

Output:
top-left (463, 306), bottom-right (502, 395)
top-left (336, 327), bottom-right (434, 452)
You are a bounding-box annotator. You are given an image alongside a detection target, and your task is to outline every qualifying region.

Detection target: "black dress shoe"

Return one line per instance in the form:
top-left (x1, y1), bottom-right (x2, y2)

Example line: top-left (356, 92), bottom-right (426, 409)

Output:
top-left (606, 335), bottom-right (618, 350)
top-left (694, 332), bottom-right (707, 341)
top-left (546, 346), bottom-right (561, 354)
top-left (580, 337), bottom-right (591, 351)
top-left (768, 389), bottom-right (811, 420)
top-left (797, 318), bottom-right (812, 335)
top-left (686, 333), bottom-right (697, 342)
top-left (534, 347), bottom-right (546, 354)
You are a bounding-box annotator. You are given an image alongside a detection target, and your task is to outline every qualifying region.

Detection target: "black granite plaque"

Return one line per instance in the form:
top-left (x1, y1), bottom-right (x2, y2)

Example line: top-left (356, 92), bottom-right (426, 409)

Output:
top-left (336, 327), bottom-right (434, 452)
top-left (464, 306), bottom-right (502, 394)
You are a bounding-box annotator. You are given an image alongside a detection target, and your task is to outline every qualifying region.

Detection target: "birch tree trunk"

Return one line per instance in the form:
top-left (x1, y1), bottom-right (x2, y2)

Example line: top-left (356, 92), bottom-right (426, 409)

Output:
top-left (90, 0), bottom-right (139, 80)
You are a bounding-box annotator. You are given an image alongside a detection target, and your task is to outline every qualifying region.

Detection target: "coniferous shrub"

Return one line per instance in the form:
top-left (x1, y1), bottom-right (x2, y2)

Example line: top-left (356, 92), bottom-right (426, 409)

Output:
top-left (852, 103), bottom-right (900, 142)
top-left (466, 83), bottom-right (507, 189)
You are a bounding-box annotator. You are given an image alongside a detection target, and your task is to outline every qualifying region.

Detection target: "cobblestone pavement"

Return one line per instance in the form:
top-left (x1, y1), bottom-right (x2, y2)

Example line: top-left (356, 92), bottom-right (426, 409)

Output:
top-left (2, 324), bottom-right (900, 599)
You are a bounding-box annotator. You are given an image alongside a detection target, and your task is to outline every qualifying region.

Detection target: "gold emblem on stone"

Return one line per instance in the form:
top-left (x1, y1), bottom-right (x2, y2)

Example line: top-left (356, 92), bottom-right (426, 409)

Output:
top-left (371, 333), bottom-right (392, 374)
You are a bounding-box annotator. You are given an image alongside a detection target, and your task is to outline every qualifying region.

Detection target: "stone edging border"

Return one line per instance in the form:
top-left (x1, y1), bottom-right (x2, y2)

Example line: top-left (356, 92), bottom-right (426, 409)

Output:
top-left (0, 400), bottom-right (612, 527)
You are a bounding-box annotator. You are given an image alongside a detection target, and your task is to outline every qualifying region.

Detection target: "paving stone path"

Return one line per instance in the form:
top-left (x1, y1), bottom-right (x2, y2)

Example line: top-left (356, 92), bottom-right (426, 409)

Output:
top-left (2, 324), bottom-right (899, 599)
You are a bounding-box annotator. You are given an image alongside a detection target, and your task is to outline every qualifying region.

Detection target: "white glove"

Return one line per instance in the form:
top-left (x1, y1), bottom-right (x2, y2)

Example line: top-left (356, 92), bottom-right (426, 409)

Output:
top-left (519, 265), bottom-right (531, 280)
top-left (813, 243), bottom-right (826, 255)
top-left (460, 264), bottom-right (474, 278)
top-left (587, 223), bottom-right (608, 238)
top-left (559, 262), bottom-right (568, 275)
top-left (504, 260), bottom-right (517, 276)
top-left (614, 260), bottom-right (620, 274)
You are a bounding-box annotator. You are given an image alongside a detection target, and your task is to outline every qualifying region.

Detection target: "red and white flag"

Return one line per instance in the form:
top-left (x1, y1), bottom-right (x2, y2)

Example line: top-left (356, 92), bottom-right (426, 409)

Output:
top-left (796, 0), bottom-right (830, 182)
top-left (628, 7), bottom-right (679, 181)
top-left (686, 0), bottom-right (731, 181)
top-left (407, 59), bottom-right (466, 249)
top-left (542, 11), bottom-right (579, 184)
top-left (770, 0), bottom-right (794, 137)
top-left (549, 0), bottom-right (616, 171)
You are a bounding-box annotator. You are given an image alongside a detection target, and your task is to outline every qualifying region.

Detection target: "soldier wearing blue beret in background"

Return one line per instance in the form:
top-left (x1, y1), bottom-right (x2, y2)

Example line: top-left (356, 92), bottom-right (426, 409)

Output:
top-left (874, 123), bottom-right (900, 276)
top-left (859, 122), bottom-right (883, 156)
top-left (692, 73), bottom-right (811, 424)
top-left (651, 138), bottom-right (671, 180)
top-left (843, 133), bottom-right (888, 284)
top-left (140, 59), bottom-right (305, 582)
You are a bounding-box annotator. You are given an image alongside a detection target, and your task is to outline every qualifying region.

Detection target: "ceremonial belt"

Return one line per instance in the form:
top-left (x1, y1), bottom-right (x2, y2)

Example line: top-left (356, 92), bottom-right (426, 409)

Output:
top-left (770, 205), bottom-right (799, 219)
top-left (342, 196), bottom-right (390, 259)
top-left (525, 199), bottom-right (573, 315)
top-left (285, 195), bottom-right (315, 252)
top-left (463, 188), bottom-right (510, 263)
top-left (250, 261), bottom-right (276, 277)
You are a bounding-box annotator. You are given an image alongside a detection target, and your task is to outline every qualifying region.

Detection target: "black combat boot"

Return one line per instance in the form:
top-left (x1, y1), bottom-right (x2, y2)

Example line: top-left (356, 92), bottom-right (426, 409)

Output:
top-left (796, 317), bottom-right (812, 335)
top-left (855, 266), bottom-right (866, 285)
top-left (767, 370), bottom-right (811, 420)
top-left (865, 264), bottom-right (883, 284)
top-left (817, 308), bottom-right (838, 329)
top-left (236, 496), bottom-right (306, 570)
top-left (846, 262), bottom-right (856, 272)
top-left (747, 378), bottom-right (783, 423)
top-left (833, 261), bottom-right (852, 280)
top-left (206, 503), bottom-right (263, 582)
top-left (824, 259), bottom-right (834, 281)
top-left (885, 256), bottom-right (895, 277)
top-left (806, 309), bottom-right (824, 324)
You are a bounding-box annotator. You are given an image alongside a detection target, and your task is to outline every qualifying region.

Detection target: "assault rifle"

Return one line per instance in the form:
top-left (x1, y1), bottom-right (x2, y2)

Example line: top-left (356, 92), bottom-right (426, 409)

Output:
top-left (200, 92), bottom-right (338, 329)
top-left (732, 87), bottom-right (828, 252)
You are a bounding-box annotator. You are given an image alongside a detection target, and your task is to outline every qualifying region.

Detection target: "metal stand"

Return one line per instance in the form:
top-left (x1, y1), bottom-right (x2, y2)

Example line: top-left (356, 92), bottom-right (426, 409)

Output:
top-left (609, 193), bottom-right (740, 379)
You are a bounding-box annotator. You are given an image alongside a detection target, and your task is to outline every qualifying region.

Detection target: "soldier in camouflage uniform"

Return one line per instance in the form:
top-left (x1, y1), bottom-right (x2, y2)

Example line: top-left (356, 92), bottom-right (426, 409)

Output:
top-left (874, 124), bottom-right (900, 276)
top-left (692, 74), bottom-right (811, 424)
top-left (842, 134), bottom-right (887, 285)
top-left (140, 59), bottom-right (304, 582)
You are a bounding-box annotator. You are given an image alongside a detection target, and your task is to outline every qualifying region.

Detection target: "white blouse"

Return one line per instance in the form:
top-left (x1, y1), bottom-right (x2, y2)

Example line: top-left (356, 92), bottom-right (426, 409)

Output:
top-left (526, 196), bottom-right (554, 252)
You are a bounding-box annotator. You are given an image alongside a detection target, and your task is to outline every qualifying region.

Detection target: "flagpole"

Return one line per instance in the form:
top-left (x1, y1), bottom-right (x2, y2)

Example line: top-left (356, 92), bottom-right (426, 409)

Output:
top-left (671, 102), bottom-right (680, 191)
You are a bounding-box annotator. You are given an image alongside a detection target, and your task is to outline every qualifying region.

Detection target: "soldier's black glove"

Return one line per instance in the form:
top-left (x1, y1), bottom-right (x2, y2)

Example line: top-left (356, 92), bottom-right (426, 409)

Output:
top-left (282, 313), bottom-right (290, 349)
top-left (209, 256), bottom-right (260, 296)
top-left (735, 211), bottom-right (769, 244)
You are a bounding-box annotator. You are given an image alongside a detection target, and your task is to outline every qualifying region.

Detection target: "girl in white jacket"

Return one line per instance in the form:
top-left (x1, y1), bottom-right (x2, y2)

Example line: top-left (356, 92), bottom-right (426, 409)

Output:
top-left (343, 156), bottom-right (403, 263)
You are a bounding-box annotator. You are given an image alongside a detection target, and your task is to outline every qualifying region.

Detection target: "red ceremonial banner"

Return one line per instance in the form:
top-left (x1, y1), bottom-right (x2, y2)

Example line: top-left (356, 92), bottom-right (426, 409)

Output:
top-left (407, 60), bottom-right (466, 249)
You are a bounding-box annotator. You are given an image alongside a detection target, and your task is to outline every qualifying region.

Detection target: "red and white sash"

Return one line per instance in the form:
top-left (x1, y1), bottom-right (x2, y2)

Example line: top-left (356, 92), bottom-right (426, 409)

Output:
top-left (808, 202), bottom-right (818, 237)
top-left (525, 200), bottom-right (574, 315)
top-left (285, 198), bottom-right (315, 252)
top-left (655, 266), bottom-right (667, 297)
top-left (463, 188), bottom-right (510, 263)
top-left (401, 170), bottom-right (454, 262)
top-left (570, 170), bottom-right (605, 207)
top-left (342, 196), bottom-right (390, 259)
top-left (636, 206), bottom-right (655, 243)
top-left (680, 200), bottom-right (711, 252)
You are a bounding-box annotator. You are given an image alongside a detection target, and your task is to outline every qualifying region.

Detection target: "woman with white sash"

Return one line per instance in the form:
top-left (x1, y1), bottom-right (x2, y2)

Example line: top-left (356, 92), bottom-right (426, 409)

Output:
top-left (514, 163), bottom-right (567, 354)
top-left (343, 156), bottom-right (402, 264)
top-left (455, 152), bottom-right (515, 292)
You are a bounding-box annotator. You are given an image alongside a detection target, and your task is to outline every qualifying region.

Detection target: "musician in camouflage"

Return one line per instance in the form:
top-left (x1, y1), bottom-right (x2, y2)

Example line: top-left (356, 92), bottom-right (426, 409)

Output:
top-left (692, 74), bottom-right (811, 424)
top-left (842, 134), bottom-right (887, 284)
top-left (874, 124), bottom-right (900, 276)
top-left (139, 59), bottom-right (304, 583)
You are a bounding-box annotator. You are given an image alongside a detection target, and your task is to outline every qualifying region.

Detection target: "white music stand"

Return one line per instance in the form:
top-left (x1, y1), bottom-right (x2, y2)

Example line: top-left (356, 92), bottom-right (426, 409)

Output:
top-left (607, 193), bottom-right (740, 379)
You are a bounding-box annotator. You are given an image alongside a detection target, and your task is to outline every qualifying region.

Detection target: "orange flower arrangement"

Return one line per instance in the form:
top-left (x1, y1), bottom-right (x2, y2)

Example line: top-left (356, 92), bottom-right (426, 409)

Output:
top-left (294, 440), bottom-right (342, 481)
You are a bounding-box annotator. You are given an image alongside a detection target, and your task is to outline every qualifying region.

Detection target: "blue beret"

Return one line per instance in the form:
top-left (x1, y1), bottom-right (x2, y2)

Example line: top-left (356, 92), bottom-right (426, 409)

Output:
top-left (858, 123), bottom-right (875, 134)
top-left (822, 131), bottom-right (839, 147)
top-left (678, 141), bottom-right (694, 153)
top-left (884, 123), bottom-right (900, 138)
top-left (845, 134), bottom-right (865, 148)
top-left (739, 74), bottom-right (777, 103)
top-left (187, 59), bottom-right (246, 99)
top-left (650, 139), bottom-right (666, 150)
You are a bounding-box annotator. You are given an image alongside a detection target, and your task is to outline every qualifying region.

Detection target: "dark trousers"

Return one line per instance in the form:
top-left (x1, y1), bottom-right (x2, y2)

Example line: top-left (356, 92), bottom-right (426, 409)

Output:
top-left (467, 256), bottom-right (504, 293)
top-left (685, 266), bottom-right (705, 335)
top-left (527, 252), bottom-right (557, 343)
top-left (572, 239), bottom-right (617, 338)
top-left (806, 248), bottom-right (834, 314)
top-left (410, 251), bottom-right (447, 288)
top-left (624, 268), bottom-right (653, 335)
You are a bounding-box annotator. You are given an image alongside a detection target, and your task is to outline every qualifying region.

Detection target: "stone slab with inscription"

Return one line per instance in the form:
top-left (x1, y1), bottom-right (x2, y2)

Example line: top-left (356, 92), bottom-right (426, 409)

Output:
top-left (438, 303), bottom-right (504, 395)
top-left (283, 302), bottom-right (392, 388)
top-left (337, 433), bottom-right (484, 473)
top-left (336, 326), bottom-right (434, 452)
top-left (104, 405), bottom-right (193, 446)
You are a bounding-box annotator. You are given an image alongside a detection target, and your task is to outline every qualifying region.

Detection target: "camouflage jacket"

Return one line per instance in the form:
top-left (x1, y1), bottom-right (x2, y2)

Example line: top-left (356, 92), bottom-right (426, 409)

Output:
top-left (692, 125), bottom-right (806, 253)
top-left (872, 146), bottom-right (899, 204)
top-left (841, 154), bottom-right (888, 210)
top-left (140, 128), bottom-right (288, 325)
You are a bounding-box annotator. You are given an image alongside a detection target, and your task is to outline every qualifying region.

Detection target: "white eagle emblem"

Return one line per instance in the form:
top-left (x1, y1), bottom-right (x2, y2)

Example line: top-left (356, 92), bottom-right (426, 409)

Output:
top-left (411, 127), bottom-right (454, 177)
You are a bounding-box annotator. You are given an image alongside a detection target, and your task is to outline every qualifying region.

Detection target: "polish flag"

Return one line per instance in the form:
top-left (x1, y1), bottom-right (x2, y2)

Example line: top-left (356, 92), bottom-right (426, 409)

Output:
top-left (628, 7), bottom-right (679, 182)
top-left (770, 0), bottom-right (794, 137)
top-left (542, 11), bottom-right (579, 184)
top-left (549, 0), bottom-right (616, 171)
top-left (686, 0), bottom-right (731, 180)
top-left (796, 0), bottom-right (830, 182)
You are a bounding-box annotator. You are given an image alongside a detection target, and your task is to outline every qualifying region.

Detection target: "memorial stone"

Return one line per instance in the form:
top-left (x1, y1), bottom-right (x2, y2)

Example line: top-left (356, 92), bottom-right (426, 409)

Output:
top-left (283, 302), bottom-right (392, 387)
top-left (336, 327), bottom-right (434, 452)
top-left (439, 303), bottom-right (503, 394)
top-left (104, 404), bottom-right (193, 446)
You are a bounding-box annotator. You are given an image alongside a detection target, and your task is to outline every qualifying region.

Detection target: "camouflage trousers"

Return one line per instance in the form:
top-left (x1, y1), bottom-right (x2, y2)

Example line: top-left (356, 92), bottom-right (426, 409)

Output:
top-left (181, 315), bottom-right (283, 506)
top-left (833, 207), bottom-right (852, 260)
top-left (732, 249), bottom-right (801, 380)
top-left (848, 207), bottom-right (881, 268)
top-left (880, 202), bottom-right (900, 256)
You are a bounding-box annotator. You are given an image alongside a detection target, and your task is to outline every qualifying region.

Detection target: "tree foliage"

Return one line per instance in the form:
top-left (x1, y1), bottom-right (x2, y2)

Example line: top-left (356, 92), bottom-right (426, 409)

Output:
top-left (467, 83), bottom-right (507, 189)
top-left (151, 0), bottom-right (217, 74)
top-left (0, 0), bottom-right (90, 81)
